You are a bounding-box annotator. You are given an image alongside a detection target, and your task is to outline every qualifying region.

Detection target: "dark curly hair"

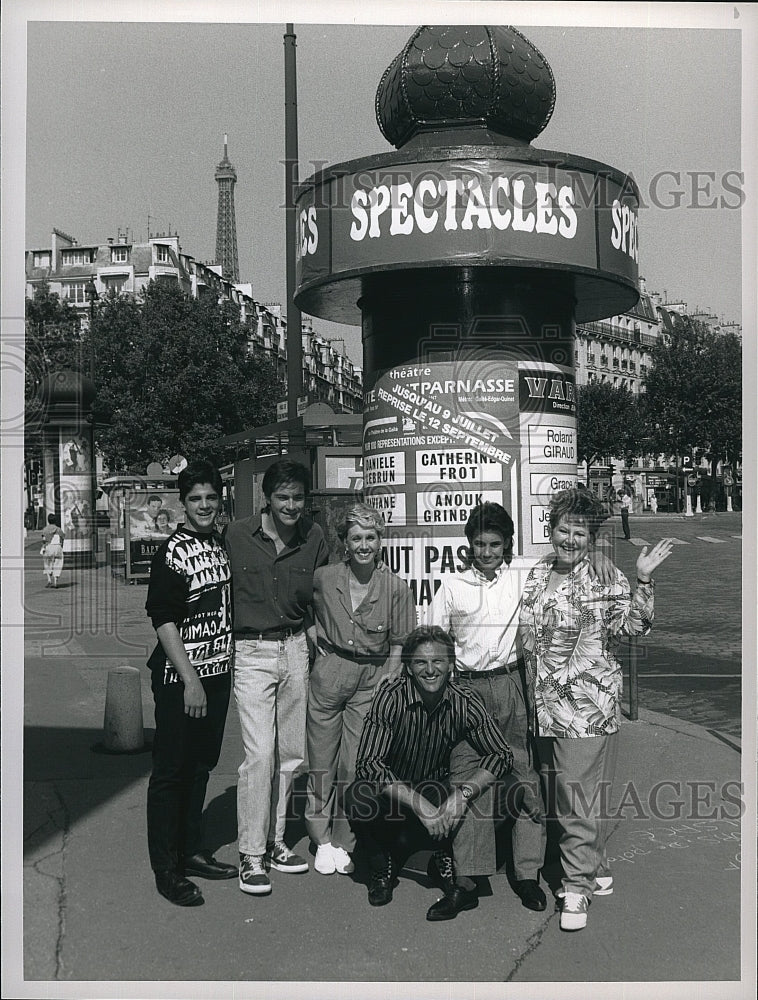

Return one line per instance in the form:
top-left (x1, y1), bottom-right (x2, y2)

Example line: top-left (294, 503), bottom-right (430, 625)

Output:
top-left (464, 502), bottom-right (514, 564)
top-left (177, 460), bottom-right (222, 503)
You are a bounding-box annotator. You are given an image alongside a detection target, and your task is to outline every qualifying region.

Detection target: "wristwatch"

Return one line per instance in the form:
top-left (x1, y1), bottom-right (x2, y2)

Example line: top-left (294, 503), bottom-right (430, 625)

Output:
top-left (459, 784), bottom-right (475, 805)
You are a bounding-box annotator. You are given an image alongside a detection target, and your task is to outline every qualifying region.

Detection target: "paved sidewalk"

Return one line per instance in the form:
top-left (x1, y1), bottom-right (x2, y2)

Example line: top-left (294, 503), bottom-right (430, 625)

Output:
top-left (8, 534), bottom-right (755, 997)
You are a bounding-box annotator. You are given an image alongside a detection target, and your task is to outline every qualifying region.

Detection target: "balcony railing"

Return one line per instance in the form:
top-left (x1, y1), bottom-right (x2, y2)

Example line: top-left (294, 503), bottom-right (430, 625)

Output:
top-left (577, 320), bottom-right (658, 348)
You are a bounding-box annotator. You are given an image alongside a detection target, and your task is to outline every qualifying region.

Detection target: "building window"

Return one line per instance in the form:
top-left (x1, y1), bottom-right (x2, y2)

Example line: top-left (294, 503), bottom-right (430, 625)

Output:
top-left (111, 246), bottom-right (129, 263)
top-left (61, 249), bottom-right (93, 266)
top-left (587, 353), bottom-right (596, 367)
top-left (62, 282), bottom-right (88, 304)
top-left (155, 245), bottom-right (171, 263)
top-left (33, 252), bottom-right (51, 268)
top-left (102, 275), bottom-right (128, 294)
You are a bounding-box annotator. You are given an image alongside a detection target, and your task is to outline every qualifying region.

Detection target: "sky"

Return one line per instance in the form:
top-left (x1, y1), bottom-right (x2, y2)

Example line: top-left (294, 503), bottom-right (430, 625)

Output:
top-left (19, 5), bottom-right (750, 366)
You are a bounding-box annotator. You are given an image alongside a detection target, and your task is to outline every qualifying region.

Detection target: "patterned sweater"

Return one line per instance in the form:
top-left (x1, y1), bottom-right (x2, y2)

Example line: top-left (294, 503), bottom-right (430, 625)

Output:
top-left (146, 528), bottom-right (232, 685)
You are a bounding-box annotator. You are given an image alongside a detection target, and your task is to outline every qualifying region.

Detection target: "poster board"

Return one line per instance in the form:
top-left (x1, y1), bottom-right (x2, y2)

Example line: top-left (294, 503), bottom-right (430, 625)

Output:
top-left (124, 489), bottom-right (183, 580)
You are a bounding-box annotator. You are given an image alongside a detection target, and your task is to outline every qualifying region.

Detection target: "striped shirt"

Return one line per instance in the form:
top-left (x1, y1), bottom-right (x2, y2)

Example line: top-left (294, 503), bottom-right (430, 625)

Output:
top-left (355, 674), bottom-right (513, 787)
top-left (426, 558), bottom-right (536, 672)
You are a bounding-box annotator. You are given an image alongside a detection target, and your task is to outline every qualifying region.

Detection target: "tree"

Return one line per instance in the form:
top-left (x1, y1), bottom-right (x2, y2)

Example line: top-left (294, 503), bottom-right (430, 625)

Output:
top-left (642, 316), bottom-right (741, 505)
top-left (81, 280), bottom-right (284, 471)
top-left (575, 382), bottom-right (646, 476)
top-left (642, 315), bottom-right (710, 458)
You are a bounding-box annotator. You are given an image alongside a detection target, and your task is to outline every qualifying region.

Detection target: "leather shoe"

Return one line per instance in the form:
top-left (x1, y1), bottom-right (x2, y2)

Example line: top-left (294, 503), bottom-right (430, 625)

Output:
top-left (368, 875), bottom-right (394, 906)
top-left (183, 851), bottom-right (238, 880)
top-left (514, 878), bottom-right (547, 911)
top-left (155, 870), bottom-right (204, 907)
top-left (426, 884), bottom-right (479, 921)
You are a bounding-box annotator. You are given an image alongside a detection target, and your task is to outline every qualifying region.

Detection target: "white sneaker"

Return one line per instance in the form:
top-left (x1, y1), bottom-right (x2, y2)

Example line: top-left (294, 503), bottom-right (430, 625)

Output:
top-left (331, 846), bottom-right (354, 874)
top-left (560, 891), bottom-right (589, 931)
top-left (314, 843), bottom-right (336, 875)
top-left (594, 875), bottom-right (614, 895)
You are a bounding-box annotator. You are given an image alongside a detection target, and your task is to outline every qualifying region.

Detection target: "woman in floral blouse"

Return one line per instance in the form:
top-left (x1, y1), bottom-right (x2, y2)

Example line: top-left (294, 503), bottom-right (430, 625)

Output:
top-left (519, 488), bottom-right (673, 931)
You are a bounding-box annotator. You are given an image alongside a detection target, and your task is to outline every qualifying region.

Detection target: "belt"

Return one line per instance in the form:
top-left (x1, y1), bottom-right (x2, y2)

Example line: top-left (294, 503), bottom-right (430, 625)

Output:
top-left (456, 661), bottom-right (521, 679)
top-left (234, 626), bottom-right (304, 641)
top-left (319, 641), bottom-right (385, 666)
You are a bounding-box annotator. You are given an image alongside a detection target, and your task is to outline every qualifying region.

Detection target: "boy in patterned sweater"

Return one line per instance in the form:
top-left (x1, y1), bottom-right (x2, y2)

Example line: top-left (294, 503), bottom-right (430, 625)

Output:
top-left (145, 459), bottom-right (237, 906)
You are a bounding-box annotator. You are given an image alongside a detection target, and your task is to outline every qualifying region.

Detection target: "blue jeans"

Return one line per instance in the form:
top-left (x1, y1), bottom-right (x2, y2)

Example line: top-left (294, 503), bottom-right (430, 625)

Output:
top-left (233, 634), bottom-right (309, 856)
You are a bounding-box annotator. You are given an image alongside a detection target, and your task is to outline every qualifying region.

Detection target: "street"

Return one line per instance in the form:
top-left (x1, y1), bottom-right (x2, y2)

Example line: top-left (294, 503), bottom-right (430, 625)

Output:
top-left (595, 512), bottom-right (742, 740)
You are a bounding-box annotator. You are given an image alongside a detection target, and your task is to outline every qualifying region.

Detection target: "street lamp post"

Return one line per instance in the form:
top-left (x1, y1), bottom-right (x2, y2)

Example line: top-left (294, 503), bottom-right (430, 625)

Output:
top-left (681, 454), bottom-right (694, 517)
top-left (86, 279), bottom-right (99, 553)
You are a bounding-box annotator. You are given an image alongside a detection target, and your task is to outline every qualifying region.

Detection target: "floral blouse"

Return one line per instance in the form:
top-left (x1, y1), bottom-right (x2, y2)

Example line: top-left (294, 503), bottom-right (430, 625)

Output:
top-left (519, 557), bottom-right (655, 738)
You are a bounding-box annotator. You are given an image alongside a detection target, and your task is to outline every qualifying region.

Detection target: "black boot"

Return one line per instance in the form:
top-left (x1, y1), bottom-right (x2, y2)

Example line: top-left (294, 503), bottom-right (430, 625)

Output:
top-left (426, 852), bottom-right (478, 921)
top-left (367, 852), bottom-right (395, 907)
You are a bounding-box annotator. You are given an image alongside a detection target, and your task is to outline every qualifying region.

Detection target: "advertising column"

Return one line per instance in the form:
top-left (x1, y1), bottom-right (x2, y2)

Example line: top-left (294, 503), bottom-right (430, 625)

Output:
top-left (57, 428), bottom-right (95, 564)
top-left (363, 359), bottom-right (519, 605)
top-left (518, 364), bottom-right (578, 547)
top-left (363, 357), bottom-right (577, 607)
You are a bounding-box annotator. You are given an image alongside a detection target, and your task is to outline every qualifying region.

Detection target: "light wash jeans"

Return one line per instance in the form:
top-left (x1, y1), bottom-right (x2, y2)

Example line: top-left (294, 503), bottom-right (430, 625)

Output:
top-left (233, 634), bottom-right (309, 857)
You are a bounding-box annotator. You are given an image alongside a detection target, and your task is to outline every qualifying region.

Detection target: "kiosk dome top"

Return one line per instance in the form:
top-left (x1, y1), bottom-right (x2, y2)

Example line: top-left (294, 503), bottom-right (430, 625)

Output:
top-left (376, 25), bottom-right (556, 149)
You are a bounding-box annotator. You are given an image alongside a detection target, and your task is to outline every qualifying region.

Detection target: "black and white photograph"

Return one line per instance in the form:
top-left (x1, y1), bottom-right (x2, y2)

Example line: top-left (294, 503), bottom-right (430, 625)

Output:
top-left (1, 2), bottom-right (755, 998)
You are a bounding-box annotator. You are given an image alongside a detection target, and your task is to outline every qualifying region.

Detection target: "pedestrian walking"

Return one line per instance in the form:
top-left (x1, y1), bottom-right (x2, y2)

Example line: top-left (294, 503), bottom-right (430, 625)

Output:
top-left (620, 490), bottom-right (632, 540)
top-left (145, 459), bottom-right (237, 907)
top-left (519, 487), bottom-right (673, 931)
top-left (40, 514), bottom-right (65, 587)
top-left (224, 459), bottom-right (328, 896)
top-left (305, 503), bottom-right (416, 877)
top-left (344, 626), bottom-right (513, 921)
top-left (649, 493), bottom-right (658, 514)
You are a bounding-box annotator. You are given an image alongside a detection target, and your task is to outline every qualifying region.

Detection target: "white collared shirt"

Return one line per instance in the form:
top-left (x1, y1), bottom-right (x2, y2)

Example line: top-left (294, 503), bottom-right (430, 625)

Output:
top-left (426, 558), bottom-right (535, 672)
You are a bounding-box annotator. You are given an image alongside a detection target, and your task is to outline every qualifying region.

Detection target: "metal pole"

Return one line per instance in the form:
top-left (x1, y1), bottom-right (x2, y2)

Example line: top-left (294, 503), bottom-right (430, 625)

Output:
top-left (284, 23), bottom-right (304, 451)
top-left (87, 282), bottom-right (99, 556)
top-left (628, 636), bottom-right (639, 721)
top-left (674, 452), bottom-right (680, 513)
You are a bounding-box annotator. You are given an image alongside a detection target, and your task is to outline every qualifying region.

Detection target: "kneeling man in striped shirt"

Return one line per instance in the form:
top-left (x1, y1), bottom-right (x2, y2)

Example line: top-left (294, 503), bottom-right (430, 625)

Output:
top-left (344, 626), bottom-right (513, 921)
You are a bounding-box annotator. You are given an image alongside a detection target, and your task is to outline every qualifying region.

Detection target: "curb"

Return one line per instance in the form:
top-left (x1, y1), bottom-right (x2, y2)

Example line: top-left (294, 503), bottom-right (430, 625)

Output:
top-left (623, 706), bottom-right (742, 753)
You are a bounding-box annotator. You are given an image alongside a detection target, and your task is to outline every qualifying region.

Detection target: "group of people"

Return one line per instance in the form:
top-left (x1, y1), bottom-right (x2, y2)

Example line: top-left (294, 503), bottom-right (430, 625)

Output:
top-left (145, 457), bottom-right (672, 931)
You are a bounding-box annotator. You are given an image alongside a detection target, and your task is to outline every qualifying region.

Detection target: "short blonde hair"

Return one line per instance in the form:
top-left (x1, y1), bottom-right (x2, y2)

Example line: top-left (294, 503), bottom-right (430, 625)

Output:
top-left (336, 502), bottom-right (385, 541)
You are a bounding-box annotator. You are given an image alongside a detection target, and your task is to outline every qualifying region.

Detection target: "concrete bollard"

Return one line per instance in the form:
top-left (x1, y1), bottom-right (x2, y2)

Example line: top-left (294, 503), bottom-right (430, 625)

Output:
top-left (102, 666), bottom-right (145, 753)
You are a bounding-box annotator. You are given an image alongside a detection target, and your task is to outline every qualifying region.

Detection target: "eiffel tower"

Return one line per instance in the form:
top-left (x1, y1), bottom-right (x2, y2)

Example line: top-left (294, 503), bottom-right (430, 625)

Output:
top-left (215, 134), bottom-right (240, 282)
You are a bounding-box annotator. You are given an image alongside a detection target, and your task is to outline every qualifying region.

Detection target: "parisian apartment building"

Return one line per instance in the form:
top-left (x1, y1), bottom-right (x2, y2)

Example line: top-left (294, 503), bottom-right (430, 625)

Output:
top-left (25, 227), bottom-right (364, 415)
